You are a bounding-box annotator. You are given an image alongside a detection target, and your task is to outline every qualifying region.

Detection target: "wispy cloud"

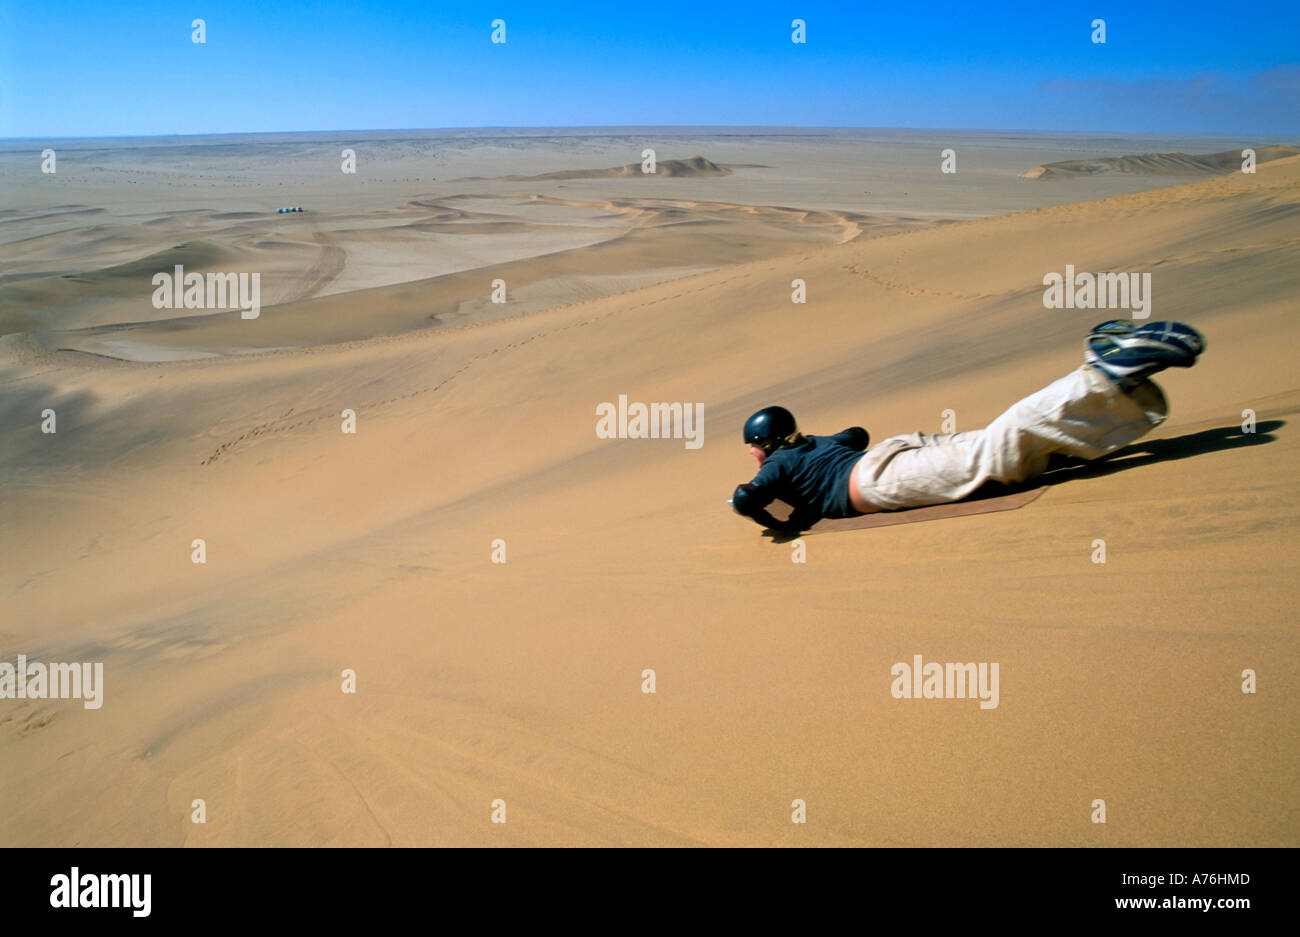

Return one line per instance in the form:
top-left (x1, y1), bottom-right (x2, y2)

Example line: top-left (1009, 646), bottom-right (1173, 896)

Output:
top-left (1035, 68), bottom-right (1299, 136)
top-left (1250, 64), bottom-right (1300, 98)
top-left (1039, 74), bottom-right (1225, 96)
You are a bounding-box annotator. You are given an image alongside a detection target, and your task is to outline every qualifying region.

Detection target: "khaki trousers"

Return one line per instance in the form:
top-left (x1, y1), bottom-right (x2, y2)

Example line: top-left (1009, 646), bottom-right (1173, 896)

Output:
top-left (853, 365), bottom-right (1168, 511)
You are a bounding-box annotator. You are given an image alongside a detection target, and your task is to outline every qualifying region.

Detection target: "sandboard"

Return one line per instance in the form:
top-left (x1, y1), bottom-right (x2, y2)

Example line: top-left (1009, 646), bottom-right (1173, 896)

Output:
top-left (768, 485), bottom-right (1046, 535)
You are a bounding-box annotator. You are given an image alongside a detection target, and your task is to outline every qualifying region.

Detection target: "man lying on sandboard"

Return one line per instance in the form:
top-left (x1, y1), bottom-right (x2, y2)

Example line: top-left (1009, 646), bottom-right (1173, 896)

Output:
top-left (730, 320), bottom-right (1205, 533)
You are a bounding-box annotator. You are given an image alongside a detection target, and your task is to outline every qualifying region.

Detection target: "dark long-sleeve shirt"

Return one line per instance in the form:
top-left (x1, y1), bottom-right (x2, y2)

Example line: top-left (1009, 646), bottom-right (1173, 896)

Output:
top-left (741, 427), bottom-right (870, 529)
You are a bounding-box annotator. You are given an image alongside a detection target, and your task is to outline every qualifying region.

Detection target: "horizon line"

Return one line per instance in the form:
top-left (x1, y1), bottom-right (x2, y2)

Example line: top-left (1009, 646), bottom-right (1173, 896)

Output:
top-left (3, 124), bottom-right (1292, 145)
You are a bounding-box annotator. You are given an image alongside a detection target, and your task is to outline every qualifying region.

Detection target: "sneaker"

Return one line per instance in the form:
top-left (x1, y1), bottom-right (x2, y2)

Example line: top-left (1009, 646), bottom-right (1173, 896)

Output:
top-left (1085, 320), bottom-right (1205, 382)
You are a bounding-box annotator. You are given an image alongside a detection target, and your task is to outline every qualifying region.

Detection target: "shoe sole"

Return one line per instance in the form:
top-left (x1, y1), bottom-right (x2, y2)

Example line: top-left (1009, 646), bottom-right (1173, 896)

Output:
top-left (1085, 321), bottom-right (1204, 380)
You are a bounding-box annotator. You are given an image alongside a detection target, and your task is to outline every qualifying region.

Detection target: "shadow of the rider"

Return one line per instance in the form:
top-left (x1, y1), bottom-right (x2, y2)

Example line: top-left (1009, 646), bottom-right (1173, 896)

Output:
top-left (758, 419), bottom-right (1283, 542)
top-left (1035, 419), bottom-right (1283, 486)
top-left (760, 527), bottom-right (804, 544)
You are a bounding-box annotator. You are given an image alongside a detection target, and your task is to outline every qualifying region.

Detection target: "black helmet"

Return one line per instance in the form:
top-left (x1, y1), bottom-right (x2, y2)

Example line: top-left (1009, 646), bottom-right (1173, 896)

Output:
top-left (743, 406), bottom-right (799, 453)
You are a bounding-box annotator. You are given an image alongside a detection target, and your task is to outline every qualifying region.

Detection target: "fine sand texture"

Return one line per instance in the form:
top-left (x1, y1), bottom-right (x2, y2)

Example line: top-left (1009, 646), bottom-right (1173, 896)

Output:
top-left (0, 147), bottom-right (1297, 847)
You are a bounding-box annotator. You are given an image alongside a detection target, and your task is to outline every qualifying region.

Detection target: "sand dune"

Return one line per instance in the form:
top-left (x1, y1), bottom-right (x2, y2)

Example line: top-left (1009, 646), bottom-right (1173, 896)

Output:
top-left (20, 195), bottom-right (921, 361)
top-left (1, 153), bottom-right (1297, 847)
top-left (1020, 143), bottom-right (1300, 178)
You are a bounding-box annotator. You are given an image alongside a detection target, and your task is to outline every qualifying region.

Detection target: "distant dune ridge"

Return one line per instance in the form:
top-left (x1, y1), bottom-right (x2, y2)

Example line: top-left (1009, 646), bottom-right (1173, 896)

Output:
top-left (459, 154), bottom-right (754, 181)
top-left (1020, 144), bottom-right (1300, 179)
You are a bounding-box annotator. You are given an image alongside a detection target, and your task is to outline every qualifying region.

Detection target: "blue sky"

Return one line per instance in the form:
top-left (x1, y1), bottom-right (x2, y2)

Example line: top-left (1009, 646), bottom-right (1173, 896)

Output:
top-left (1, 1), bottom-right (1296, 138)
